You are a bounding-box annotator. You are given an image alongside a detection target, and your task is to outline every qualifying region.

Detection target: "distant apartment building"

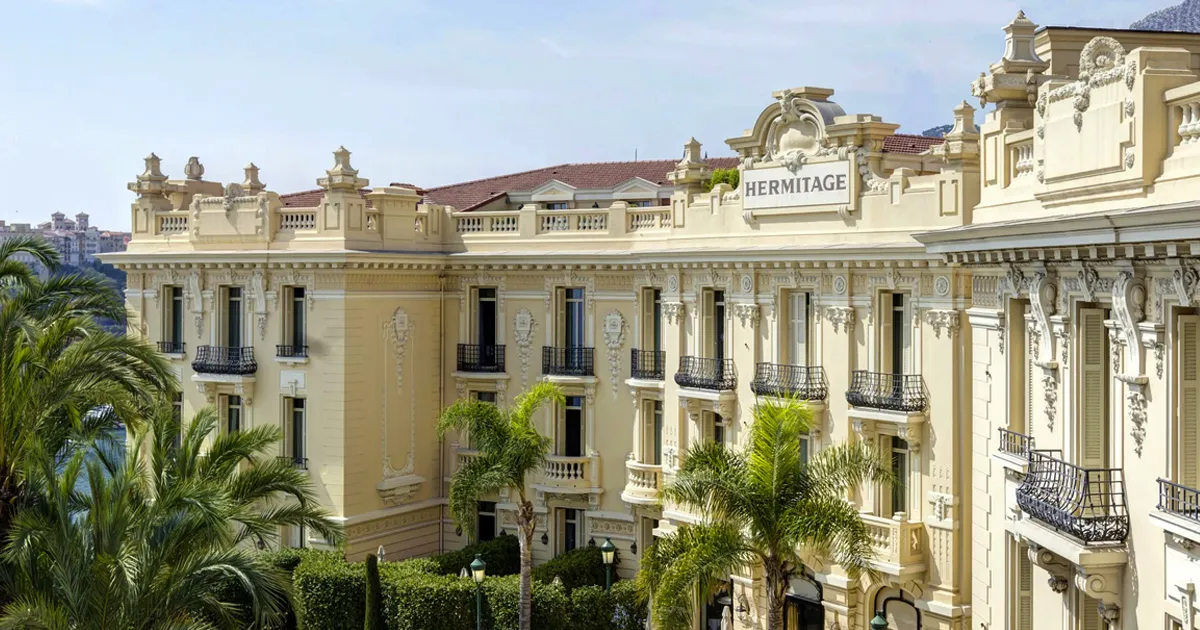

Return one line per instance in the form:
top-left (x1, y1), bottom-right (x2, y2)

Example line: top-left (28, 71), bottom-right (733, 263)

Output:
top-left (0, 211), bottom-right (131, 272)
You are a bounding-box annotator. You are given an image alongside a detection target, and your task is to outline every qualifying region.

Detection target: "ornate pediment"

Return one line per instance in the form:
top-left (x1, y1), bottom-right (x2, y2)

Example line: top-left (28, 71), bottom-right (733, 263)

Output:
top-left (727, 86), bottom-right (846, 172)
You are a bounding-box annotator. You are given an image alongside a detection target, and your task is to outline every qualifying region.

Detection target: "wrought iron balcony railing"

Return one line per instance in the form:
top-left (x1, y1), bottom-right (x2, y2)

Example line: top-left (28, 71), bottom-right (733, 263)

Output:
top-left (674, 356), bottom-right (736, 391)
top-left (277, 455), bottom-right (308, 470)
top-left (1158, 478), bottom-right (1200, 522)
top-left (157, 340), bottom-right (186, 355)
top-left (192, 346), bottom-right (257, 376)
top-left (630, 348), bottom-right (665, 381)
top-left (750, 363), bottom-right (828, 401)
top-left (1016, 450), bottom-right (1128, 543)
top-left (276, 344), bottom-right (309, 359)
top-left (542, 346), bottom-right (594, 377)
top-left (845, 371), bottom-right (927, 412)
top-left (998, 428), bottom-right (1035, 458)
top-left (457, 344), bottom-right (506, 373)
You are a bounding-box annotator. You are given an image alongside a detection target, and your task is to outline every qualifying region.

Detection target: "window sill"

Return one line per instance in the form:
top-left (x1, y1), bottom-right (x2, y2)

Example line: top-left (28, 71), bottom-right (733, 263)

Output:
top-left (164, 353), bottom-right (186, 361)
top-left (274, 356), bottom-right (309, 366)
top-left (624, 377), bottom-right (665, 391)
top-left (846, 405), bottom-right (925, 426)
top-left (452, 371), bottom-right (510, 381)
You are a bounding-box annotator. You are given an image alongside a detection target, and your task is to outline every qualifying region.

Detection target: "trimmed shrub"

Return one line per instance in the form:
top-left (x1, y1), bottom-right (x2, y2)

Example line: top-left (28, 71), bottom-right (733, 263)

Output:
top-left (532, 547), bottom-right (610, 592)
top-left (382, 571), bottom-right (477, 630)
top-left (429, 534), bottom-right (520, 577)
top-left (703, 167), bottom-right (741, 192)
top-left (365, 554), bottom-right (384, 630)
top-left (293, 552), bottom-right (366, 630)
top-left (483, 576), bottom-right (570, 630)
top-left (608, 580), bottom-right (648, 630)
top-left (568, 586), bottom-right (614, 630)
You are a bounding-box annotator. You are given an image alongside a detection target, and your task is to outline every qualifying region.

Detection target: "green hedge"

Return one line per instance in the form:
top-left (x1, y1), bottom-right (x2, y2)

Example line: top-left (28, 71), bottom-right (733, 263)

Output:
top-left (293, 551), bottom-right (366, 630)
top-left (482, 577), bottom-right (570, 630)
top-left (430, 534), bottom-right (521, 577)
top-left (531, 547), bottom-right (611, 592)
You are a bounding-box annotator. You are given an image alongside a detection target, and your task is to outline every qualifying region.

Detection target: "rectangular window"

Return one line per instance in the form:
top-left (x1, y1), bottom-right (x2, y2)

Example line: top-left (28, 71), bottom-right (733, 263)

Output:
top-left (561, 396), bottom-right (584, 457)
top-left (474, 391), bottom-right (497, 404)
top-left (224, 395), bottom-right (242, 434)
top-left (1178, 314), bottom-right (1200, 487)
top-left (1078, 307), bottom-right (1109, 469)
top-left (166, 286), bottom-right (184, 344)
top-left (631, 200), bottom-right (653, 208)
top-left (474, 288), bottom-right (498, 348)
top-left (286, 287), bottom-right (306, 349)
top-left (653, 400), bottom-right (663, 465)
top-left (561, 288), bottom-right (585, 349)
top-left (288, 398), bottom-right (306, 464)
top-left (546, 202), bottom-right (569, 210)
top-left (786, 291), bottom-right (809, 365)
top-left (641, 288), bottom-right (663, 353)
top-left (559, 508), bottom-right (582, 554)
top-left (702, 289), bottom-right (726, 360)
top-left (799, 432), bottom-right (811, 466)
top-left (712, 412), bottom-right (727, 445)
top-left (880, 292), bottom-right (912, 375)
top-left (888, 435), bottom-right (909, 516)
top-left (477, 501), bottom-right (497, 543)
top-left (225, 287), bottom-right (243, 347)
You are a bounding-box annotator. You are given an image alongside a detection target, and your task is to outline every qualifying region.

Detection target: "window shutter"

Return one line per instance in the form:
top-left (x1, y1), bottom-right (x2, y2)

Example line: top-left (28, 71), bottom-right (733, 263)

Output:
top-left (900, 295), bottom-right (913, 374)
top-left (880, 293), bottom-right (894, 372)
top-left (702, 289), bottom-right (714, 357)
top-left (1018, 547), bottom-right (1033, 630)
top-left (1179, 315), bottom-right (1200, 487)
top-left (1079, 308), bottom-right (1108, 469)
top-left (1080, 594), bottom-right (1101, 630)
top-left (789, 291), bottom-right (808, 365)
top-left (641, 288), bottom-right (655, 350)
top-left (469, 287), bottom-right (479, 343)
top-left (555, 288), bottom-right (566, 346)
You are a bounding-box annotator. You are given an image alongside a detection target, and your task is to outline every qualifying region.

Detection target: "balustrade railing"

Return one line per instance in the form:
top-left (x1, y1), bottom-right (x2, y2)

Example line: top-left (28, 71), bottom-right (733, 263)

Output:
top-left (861, 514), bottom-right (925, 568)
top-left (998, 428), bottom-right (1035, 458)
top-left (1177, 98), bottom-right (1200, 146)
top-left (630, 348), bottom-right (666, 381)
top-left (454, 213), bottom-right (520, 234)
top-left (192, 346), bottom-right (257, 376)
top-left (543, 455), bottom-right (591, 488)
top-left (750, 363), bottom-right (827, 400)
top-left (542, 346), bottom-right (594, 376)
top-left (1011, 141), bottom-right (1034, 179)
top-left (278, 210), bottom-right (317, 231)
top-left (158, 214), bottom-right (189, 234)
top-left (276, 344), bottom-right (308, 359)
top-left (845, 371), bottom-right (927, 412)
top-left (674, 356), bottom-right (737, 391)
top-left (1016, 450), bottom-right (1129, 543)
top-left (627, 209), bottom-right (671, 231)
top-left (277, 455), bottom-right (308, 470)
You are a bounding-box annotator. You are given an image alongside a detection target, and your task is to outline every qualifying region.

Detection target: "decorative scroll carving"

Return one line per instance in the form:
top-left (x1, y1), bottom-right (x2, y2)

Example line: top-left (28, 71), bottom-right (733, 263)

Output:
top-left (825, 307), bottom-right (855, 334)
top-left (1029, 271), bottom-right (1057, 368)
top-left (602, 311), bottom-right (627, 398)
top-left (513, 309), bottom-right (536, 391)
top-left (734, 303), bottom-right (760, 327)
top-left (1128, 390), bottom-right (1148, 457)
top-left (1043, 370), bottom-right (1058, 432)
top-left (923, 309), bottom-right (960, 339)
top-left (1174, 260), bottom-right (1200, 307)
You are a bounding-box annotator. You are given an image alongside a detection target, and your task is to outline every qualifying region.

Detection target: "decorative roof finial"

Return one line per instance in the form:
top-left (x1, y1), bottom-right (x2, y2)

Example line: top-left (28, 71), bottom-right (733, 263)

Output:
top-left (183, 156), bottom-right (205, 181)
top-left (129, 153), bottom-right (169, 198)
top-left (142, 153), bottom-right (164, 179)
top-left (318, 146), bottom-right (369, 191)
top-left (243, 162), bottom-right (265, 194)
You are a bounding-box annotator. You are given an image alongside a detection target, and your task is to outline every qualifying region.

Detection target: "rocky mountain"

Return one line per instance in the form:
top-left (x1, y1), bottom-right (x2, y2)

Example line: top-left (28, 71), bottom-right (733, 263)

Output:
top-left (921, 124), bottom-right (953, 138)
top-left (1132, 0), bottom-right (1200, 32)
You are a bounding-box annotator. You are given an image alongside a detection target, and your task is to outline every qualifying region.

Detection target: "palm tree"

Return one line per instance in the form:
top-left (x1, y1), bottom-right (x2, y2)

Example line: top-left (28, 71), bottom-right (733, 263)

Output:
top-left (638, 396), bottom-right (893, 630)
top-left (0, 236), bottom-right (174, 540)
top-left (437, 382), bottom-right (564, 630)
top-left (0, 401), bottom-right (343, 629)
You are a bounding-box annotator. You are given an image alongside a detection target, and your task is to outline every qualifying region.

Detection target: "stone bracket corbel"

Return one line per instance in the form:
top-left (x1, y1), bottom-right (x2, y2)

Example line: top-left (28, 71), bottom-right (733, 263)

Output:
top-left (1027, 543), bottom-right (1072, 594)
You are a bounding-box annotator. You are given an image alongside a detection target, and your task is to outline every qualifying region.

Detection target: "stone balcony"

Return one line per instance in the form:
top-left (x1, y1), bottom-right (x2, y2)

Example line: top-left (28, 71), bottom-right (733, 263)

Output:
top-left (621, 458), bottom-right (663, 506)
top-left (861, 513), bottom-right (926, 581)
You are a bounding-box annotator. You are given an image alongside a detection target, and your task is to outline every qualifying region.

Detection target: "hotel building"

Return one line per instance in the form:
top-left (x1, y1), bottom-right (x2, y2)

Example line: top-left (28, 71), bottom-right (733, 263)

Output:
top-left (104, 11), bottom-right (1200, 630)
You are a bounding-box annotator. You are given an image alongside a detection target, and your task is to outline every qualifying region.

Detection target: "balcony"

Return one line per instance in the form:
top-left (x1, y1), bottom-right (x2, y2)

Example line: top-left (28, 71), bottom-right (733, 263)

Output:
top-left (998, 428), bottom-right (1034, 457)
top-left (750, 363), bottom-right (828, 401)
top-left (277, 455), bottom-right (308, 470)
top-left (861, 513), bottom-right (926, 579)
top-left (192, 346), bottom-right (257, 376)
top-left (276, 344), bottom-right (308, 359)
top-left (845, 371), bottom-right (927, 413)
top-left (630, 349), bottom-right (665, 381)
top-left (457, 344), bottom-right (506, 373)
top-left (1016, 450), bottom-right (1128, 544)
top-left (542, 347), bottom-right (594, 377)
top-left (621, 458), bottom-right (663, 506)
top-left (536, 454), bottom-right (596, 492)
top-left (674, 356), bottom-right (736, 391)
top-left (157, 340), bottom-right (185, 356)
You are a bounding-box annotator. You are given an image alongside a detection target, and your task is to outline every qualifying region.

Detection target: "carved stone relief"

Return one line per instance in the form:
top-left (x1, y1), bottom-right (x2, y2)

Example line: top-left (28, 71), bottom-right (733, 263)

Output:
top-left (602, 311), bottom-right (627, 398)
top-left (513, 309), bottom-right (536, 391)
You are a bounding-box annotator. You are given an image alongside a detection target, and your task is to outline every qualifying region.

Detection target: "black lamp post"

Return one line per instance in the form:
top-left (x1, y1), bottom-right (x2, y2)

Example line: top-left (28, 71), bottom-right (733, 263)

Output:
top-left (600, 537), bottom-right (616, 590)
top-left (471, 554), bottom-right (486, 630)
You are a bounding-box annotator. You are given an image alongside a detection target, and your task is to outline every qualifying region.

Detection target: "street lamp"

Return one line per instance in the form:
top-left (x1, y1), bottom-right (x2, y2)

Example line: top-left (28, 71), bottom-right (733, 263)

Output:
top-left (600, 537), bottom-right (616, 590)
top-left (471, 554), bottom-right (486, 630)
top-left (870, 611), bottom-right (889, 630)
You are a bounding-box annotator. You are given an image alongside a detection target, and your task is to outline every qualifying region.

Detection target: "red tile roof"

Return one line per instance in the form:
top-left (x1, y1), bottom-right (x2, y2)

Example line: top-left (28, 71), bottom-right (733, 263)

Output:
top-left (883, 134), bottom-right (945, 154)
top-left (280, 137), bottom-right (942, 211)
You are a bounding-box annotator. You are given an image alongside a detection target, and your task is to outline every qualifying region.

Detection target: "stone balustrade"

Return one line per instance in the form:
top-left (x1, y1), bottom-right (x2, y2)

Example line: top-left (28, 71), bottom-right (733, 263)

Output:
top-left (621, 459), bottom-right (663, 506)
top-left (542, 455), bottom-right (593, 490)
top-left (861, 513), bottom-right (925, 573)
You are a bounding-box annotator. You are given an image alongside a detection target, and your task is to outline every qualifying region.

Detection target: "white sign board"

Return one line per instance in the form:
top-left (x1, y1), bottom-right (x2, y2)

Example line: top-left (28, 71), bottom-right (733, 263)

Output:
top-left (742, 161), bottom-right (852, 210)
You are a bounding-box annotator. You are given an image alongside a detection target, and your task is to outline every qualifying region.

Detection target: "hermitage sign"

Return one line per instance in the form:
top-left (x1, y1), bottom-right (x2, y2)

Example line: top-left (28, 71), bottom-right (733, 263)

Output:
top-left (742, 161), bottom-right (851, 210)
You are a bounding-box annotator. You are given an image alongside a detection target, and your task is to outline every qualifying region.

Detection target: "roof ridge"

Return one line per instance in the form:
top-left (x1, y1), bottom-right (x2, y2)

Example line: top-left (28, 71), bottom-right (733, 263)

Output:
top-left (423, 163), bottom-right (570, 192)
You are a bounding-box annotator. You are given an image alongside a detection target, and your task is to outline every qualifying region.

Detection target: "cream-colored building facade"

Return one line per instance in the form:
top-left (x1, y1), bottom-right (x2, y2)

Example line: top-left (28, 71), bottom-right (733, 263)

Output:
top-left (104, 11), bottom-right (1200, 630)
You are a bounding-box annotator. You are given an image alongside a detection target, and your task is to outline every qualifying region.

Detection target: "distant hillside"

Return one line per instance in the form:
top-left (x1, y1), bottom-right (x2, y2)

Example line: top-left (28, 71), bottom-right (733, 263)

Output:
top-left (1132, 0), bottom-right (1200, 32)
top-left (921, 124), bottom-right (953, 138)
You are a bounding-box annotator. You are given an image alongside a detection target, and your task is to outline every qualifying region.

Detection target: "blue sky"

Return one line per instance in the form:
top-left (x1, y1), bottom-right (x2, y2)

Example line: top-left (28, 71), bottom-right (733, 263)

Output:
top-left (0, 0), bottom-right (1165, 229)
